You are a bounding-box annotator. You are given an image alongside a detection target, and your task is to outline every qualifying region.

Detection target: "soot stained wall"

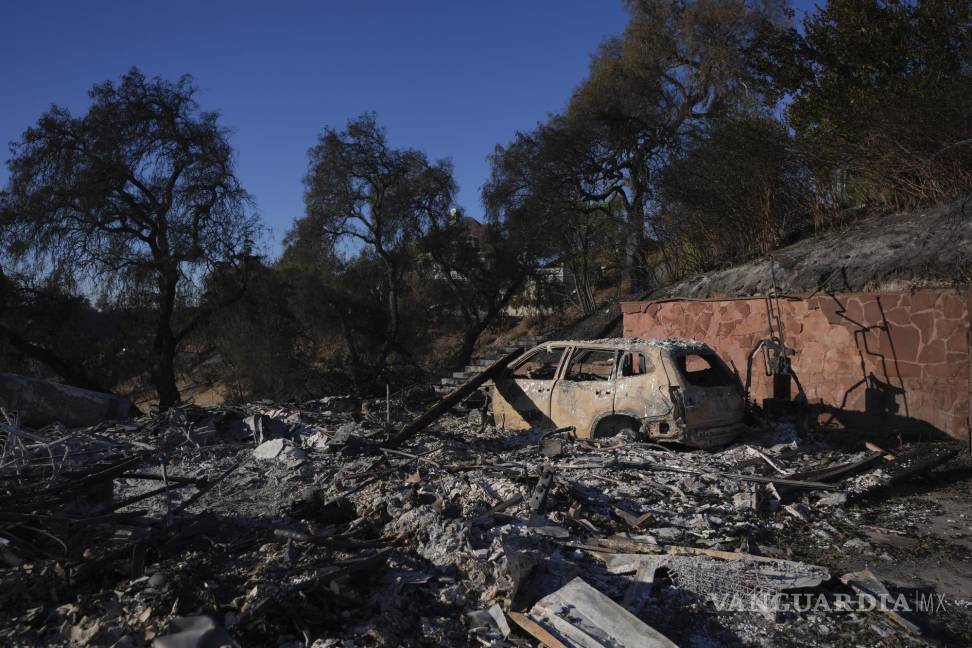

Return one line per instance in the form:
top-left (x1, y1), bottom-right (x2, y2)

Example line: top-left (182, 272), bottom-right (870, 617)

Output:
top-left (622, 290), bottom-right (970, 440)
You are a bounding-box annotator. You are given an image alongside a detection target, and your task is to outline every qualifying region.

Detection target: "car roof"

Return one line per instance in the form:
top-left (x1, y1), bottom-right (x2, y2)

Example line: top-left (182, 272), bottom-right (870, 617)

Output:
top-left (532, 337), bottom-right (711, 354)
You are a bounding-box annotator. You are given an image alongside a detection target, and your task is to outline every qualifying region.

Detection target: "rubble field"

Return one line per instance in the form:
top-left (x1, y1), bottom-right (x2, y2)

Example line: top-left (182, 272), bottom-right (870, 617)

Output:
top-left (1, 395), bottom-right (970, 647)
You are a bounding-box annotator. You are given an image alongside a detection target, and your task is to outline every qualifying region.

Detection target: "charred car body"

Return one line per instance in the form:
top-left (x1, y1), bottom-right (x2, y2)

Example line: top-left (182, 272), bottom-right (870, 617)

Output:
top-left (489, 338), bottom-right (747, 449)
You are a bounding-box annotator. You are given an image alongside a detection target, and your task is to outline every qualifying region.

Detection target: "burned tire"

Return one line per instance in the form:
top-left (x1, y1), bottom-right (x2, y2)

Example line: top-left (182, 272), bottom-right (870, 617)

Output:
top-left (593, 416), bottom-right (640, 439)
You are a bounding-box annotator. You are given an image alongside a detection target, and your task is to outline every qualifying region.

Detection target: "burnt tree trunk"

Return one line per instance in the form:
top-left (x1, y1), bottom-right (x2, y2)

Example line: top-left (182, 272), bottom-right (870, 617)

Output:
top-left (154, 266), bottom-right (181, 410)
top-left (456, 320), bottom-right (487, 371)
top-left (453, 274), bottom-right (528, 369)
top-left (623, 153), bottom-right (648, 293)
top-left (378, 259), bottom-right (400, 367)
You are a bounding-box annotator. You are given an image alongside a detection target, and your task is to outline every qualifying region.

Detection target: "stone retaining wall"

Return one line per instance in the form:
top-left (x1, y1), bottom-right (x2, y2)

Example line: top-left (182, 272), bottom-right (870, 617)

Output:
top-left (622, 289), bottom-right (971, 440)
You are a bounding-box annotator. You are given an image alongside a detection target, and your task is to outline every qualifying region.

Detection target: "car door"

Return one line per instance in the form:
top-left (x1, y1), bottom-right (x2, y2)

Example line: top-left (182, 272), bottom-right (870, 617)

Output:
top-left (549, 347), bottom-right (619, 437)
top-left (613, 350), bottom-right (670, 419)
top-left (491, 346), bottom-right (566, 429)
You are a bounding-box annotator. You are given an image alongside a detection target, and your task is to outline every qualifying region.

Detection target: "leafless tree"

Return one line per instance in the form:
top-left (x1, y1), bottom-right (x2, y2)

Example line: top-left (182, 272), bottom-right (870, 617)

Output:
top-left (1, 68), bottom-right (257, 409)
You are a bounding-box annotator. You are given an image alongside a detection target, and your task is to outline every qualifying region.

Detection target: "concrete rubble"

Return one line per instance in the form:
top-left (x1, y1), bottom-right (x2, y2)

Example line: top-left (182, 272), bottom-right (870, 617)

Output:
top-left (0, 373), bottom-right (137, 428)
top-left (0, 394), bottom-right (969, 646)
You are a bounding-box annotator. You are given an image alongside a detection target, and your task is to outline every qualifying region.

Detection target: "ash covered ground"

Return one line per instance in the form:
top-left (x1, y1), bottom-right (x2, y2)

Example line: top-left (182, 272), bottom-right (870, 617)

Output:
top-left (1, 396), bottom-right (970, 647)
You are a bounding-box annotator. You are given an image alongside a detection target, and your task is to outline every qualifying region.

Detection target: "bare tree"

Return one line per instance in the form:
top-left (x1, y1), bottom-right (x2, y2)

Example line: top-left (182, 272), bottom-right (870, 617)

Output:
top-left (1, 68), bottom-right (257, 409)
top-left (563, 0), bottom-right (789, 289)
top-left (421, 212), bottom-right (533, 368)
top-left (298, 113), bottom-right (454, 366)
top-left (483, 119), bottom-right (625, 315)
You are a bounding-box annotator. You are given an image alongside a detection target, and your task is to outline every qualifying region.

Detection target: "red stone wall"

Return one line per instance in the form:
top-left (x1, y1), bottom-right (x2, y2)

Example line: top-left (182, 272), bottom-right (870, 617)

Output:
top-left (622, 290), bottom-right (971, 440)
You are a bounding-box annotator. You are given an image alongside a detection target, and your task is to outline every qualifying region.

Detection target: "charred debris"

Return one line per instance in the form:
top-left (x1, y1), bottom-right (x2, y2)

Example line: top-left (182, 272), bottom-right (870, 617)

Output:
top-left (0, 371), bottom-right (968, 647)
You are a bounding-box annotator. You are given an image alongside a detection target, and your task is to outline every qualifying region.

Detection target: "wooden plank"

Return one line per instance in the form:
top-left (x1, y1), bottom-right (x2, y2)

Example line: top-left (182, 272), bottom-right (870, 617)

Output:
top-left (746, 445), bottom-right (787, 474)
top-left (665, 544), bottom-right (772, 561)
top-left (385, 347), bottom-right (523, 447)
top-left (864, 441), bottom-right (896, 460)
top-left (841, 569), bottom-right (921, 635)
top-left (784, 451), bottom-right (885, 483)
top-left (530, 577), bottom-right (679, 648)
top-left (508, 611), bottom-right (570, 648)
top-left (466, 493), bottom-right (524, 527)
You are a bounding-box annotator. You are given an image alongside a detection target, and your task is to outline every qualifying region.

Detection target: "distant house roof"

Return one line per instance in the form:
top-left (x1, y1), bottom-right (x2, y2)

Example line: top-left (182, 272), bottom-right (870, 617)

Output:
top-left (450, 212), bottom-right (491, 243)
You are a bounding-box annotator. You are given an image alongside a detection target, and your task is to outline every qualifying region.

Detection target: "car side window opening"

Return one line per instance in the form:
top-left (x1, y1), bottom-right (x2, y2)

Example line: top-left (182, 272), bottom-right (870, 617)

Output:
top-left (675, 353), bottom-right (736, 387)
top-left (620, 352), bottom-right (650, 377)
top-left (565, 349), bottom-right (617, 382)
top-left (510, 348), bottom-right (564, 380)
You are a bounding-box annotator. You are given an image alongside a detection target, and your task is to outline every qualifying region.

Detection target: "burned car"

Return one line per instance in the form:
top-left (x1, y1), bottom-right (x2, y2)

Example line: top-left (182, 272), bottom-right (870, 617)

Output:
top-left (489, 338), bottom-right (747, 449)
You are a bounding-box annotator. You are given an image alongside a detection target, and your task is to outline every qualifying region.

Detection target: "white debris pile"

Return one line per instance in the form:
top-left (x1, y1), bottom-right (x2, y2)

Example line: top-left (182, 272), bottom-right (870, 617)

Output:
top-left (0, 398), bottom-right (963, 647)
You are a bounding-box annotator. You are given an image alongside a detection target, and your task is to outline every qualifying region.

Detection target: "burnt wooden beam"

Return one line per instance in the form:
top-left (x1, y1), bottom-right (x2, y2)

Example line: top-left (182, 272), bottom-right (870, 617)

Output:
top-left (385, 347), bottom-right (524, 448)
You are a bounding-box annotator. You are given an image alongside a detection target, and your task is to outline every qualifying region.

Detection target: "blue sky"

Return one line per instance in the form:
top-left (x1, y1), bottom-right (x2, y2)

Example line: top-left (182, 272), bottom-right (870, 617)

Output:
top-left (2, 1), bottom-right (812, 256)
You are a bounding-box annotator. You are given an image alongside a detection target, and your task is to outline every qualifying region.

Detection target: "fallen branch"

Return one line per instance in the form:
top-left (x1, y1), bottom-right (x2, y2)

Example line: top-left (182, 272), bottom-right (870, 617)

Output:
top-left (384, 348), bottom-right (523, 448)
top-left (110, 481), bottom-right (194, 512)
top-left (173, 459), bottom-right (245, 514)
top-left (555, 461), bottom-right (840, 490)
top-left (466, 493), bottom-right (524, 527)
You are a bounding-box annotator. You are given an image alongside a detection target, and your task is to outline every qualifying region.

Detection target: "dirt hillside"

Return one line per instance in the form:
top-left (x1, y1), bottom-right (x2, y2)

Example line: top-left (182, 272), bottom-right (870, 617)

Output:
top-left (656, 196), bottom-right (972, 299)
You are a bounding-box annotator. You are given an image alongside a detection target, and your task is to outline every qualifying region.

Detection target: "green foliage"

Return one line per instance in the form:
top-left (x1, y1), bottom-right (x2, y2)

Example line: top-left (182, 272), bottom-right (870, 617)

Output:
top-left (485, 0), bottom-right (793, 292)
top-left (483, 119), bottom-right (626, 313)
top-left (0, 268), bottom-right (146, 392)
top-left (788, 0), bottom-right (972, 209)
top-left (202, 259), bottom-right (305, 401)
top-left (294, 113), bottom-right (454, 366)
top-left (658, 113), bottom-right (809, 271)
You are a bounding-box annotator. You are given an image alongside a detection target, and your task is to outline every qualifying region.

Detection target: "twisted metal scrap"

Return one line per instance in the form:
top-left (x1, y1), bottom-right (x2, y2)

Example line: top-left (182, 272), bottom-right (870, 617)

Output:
top-left (665, 555), bottom-right (828, 609)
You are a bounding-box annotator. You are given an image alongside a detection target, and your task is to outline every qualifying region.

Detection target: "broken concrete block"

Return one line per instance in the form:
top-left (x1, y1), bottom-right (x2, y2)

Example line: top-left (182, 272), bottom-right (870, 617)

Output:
top-left (487, 604), bottom-right (511, 638)
top-left (501, 539), bottom-right (540, 602)
top-left (784, 502), bottom-right (812, 522)
top-left (244, 414), bottom-right (287, 445)
top-left (303, 429), bottom-right (331, 449)
top-left (817, 492), bottom-right (848, 507)
top-left (652, 527), bottom-right (682, 541)
top-left (153, 615), bottom-right (239, 648)
top-left (528, 525), bottom-right (570, 538)
top-left (733, 489), bottom-right (758, 511)
top-left (0, 372), bottom-right (136, 428)
top-left (325, 423), bottom-right (374, 455)
top-left (530, 576), bottom-right (677, 647)
top-left (253, 438), bottom-right (307, 466)
top-left (253, 438), bottom-right (287, 459)
top-left (330, 423), bottom-right (358, 445)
